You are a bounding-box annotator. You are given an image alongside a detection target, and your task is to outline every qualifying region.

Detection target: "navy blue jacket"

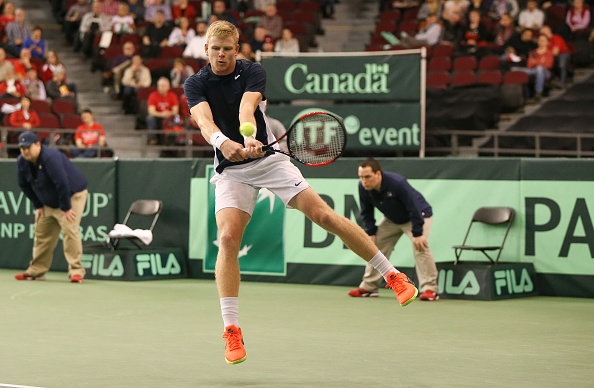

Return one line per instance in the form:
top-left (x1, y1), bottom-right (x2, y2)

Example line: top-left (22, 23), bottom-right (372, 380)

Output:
top-left (359, 171), bottom-right (432, 237)
top-left (17, 145), bottom-right (88, 211)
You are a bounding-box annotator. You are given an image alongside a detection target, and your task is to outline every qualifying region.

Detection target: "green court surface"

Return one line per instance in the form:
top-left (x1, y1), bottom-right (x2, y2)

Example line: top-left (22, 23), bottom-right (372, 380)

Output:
top-left (1, 269), bottom-right (593, 388)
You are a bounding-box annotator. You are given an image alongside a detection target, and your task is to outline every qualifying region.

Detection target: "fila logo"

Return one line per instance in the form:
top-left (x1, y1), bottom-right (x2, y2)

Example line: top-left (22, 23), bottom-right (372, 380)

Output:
top-left (438, 269), bottom-right (480, 295)
top-left (494, 268), bottom-right (534, 295)
top-left (82, 253), bottom-right (124, 277)
top-left (136, 253), bottom-right (181, 276)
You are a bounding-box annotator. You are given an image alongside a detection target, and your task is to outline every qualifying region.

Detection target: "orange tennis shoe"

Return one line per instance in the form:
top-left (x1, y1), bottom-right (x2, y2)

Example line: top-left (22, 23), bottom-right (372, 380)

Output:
top-left (385, 272), bottom-right (418, 306)
top-left (223, 325), bottom-right (246, 365)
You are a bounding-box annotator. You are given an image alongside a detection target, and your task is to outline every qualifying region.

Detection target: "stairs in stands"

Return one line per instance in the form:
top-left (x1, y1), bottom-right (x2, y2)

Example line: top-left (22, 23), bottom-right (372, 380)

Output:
top-left (316, 0), bottom-right (379, 52)
top-left (20, 0), bottom-right (158, 158)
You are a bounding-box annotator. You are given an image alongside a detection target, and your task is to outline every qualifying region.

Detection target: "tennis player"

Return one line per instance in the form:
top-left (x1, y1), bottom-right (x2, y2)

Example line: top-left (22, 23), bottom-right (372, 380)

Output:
top-left (184, 20), bottom-right (419, 365)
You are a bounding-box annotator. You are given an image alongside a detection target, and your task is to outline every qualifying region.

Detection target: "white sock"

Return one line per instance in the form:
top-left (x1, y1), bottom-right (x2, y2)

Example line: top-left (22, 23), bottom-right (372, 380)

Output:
top-left (369, 251), bottom-right (399, 280)
top-left (220, 297), bottom-right (239, 328)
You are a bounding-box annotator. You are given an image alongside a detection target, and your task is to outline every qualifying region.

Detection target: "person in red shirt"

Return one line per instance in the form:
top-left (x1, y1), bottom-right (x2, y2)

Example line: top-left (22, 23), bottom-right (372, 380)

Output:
top-left (11, 48), bottom-right (36, 81)
top-left (172, 0), bottom-right (196, 23)
top-left (540, 25), bottom-right (570, 88)
top-left (0, 68), bottom-right (26, 98)
top-left (146, 76), bottom-right (179, 145)
top-left (513, 34), bottom-right (553, 100)
top-left (9, 96), bottom-right (40, 130)
top-left (72, 108), bottom-right (106, 158)
top-left (0, 2), bottom-right (15, 40)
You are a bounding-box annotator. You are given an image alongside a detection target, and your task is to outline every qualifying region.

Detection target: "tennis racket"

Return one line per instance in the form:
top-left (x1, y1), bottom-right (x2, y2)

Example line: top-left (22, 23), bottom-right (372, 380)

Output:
top-left (244, 111), bottom-right (347, 166)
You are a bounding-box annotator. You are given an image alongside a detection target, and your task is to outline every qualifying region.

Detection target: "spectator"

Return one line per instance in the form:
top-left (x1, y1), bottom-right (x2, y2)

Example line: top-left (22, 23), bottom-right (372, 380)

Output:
top-left (102, 41), bottom-right (136, 95)
top-left (256, 4), bottom-right (283, 40)
top-left (211, 0), bottom-right (237, 26)
top-left (63, 0), bottom-right (91, 45)
top-left (518, 0), bottom-right (545, 31)
top-left (249, 26), bottom-right (267, 52)
top-left (45, 68), bottom-right (77, 105)
top-left (417, 0), bottom-right (444, 21)
top-left (12, 47), bottom-right (35, 81)
top-left (0, 1), bottom-right (15, 39)
top-left (466, 0), bottom-right (488, 18)
top-left (142, 10), bottom-right (172, 57)
top-left (101, 0), bottom-right (121, 17)
top-left (23, 67), bottom-right (46, 101)
top-left (238, 41), bottom-right (256, 61)
top-left (111, 3), bottom-right (135, 35)
top-left (144, 0), bottom-right (172, 23)
top-left (513, 34), bottom-right (553, 100)
top-left (274, 28), bottom-right (300, 53)
top-left (172, 0), bottom-right (197, 23)
top-left (183, 19), bottom-right (208, 59)
top-left (167, 16), bottom-right (195, 47)
top-left (0, 47), bottom-right (14, 81)
top-left (40, 51), bottom-right (67, 84)
top-left (261, 35), bottom-right (275, 54)
top-left (21, 26), bottom-right (44, 61)
top-left (76, 1), bottom-right (111, 58)
top-left (490, 0), bottom-right (519, 20)
top-left (121, 54), bottom-right (151, 113)
top-left (4, 8), bottom-right (31, 57)
top-left (72, 108), bottom-right (107, 158)
top-left (9, 96), bottom-right (39, 129)
top-left (494, 13), bottom-right (515, 47)
top-left (442, 0), bottom-right (469, 21)
top-left (566, 0), bottom-right (591, 36)
top-left (390, 0), bottom-right (419, 12)
top-left (127, 0), bottom-right (145, 22)
top-left (170, 57), bottom-right (194, 87)
top-left (502, 29), bottom-right (536, 65)
top-left (461, 9), bottom-right (489, 53)
top-left (440, 11), bottom-right (465, 48)
top-left (540, 25), bottom-right (571, 87)
top-left (0, 68), bottom-right (25, 98)
top-left (398, 13), bottom-right (443, 48)
top-left (146, 77), bottom-right (179, 145)
top-left (230, 0), bottom-right (254, 14)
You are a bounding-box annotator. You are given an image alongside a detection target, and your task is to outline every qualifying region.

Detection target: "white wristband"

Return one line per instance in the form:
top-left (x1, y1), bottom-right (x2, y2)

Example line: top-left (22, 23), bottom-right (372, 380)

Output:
top-left (210, 132), bottom-right (230, 149)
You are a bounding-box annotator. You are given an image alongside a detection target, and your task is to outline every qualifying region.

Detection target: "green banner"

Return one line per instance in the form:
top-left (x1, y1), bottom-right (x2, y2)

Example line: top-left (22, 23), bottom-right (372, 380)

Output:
top-left (267, 104), bottom-right (421, 151)
top-left (203, 166), bottom-right (286, 275)
top-left (262, 55), bottom-right (421, 101)
top-left (0, 160), bottom-right (117, 270)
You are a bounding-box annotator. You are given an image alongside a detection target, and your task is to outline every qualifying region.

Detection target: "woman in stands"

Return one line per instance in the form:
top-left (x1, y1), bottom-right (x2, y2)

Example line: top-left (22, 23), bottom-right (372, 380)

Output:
top-left (566, 0), bottom-right (591, 39)
top-left (172, 0), bottom-right (196, 23)
top-left (40, 50), bottom-right (67, 84)
top-left (9, 96), bottom-right (40, 130)
top-left (461, 9), bottom-right (489, 54)
top-left (513, 34), bottom-right (553, 101)
top-left (167, 16), bottom-right (195, 47)
top-left (169, 57), bottom-right (194, 87)
top-left (274, 28), bottom-right (300, 53)
top-left (0, 1), bottom-right (15, 41)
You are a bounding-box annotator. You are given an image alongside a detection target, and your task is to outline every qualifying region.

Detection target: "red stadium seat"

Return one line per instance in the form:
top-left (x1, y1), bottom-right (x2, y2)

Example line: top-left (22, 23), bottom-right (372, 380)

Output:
top-left (159, 46), bottom-right (184, 59)
top-left (451, 71), bottom-right (476, 87)
top-left (427, 71), bottom-right (450, 89)
top-left (120, 33), bottom-right (140, 46)
top-left (477, 70), bottom-right (503, 85)
top-left (478, 55), bottom-right (501, 71)
top-left (300, 1), bottom-right (321, 13)
top-left (375, 21), bottom-right (397, 34)
top-left (402, 8), bottom-right (419, 20)
top-left (428, 56), bottom-right (451, 71)
top-left (103, 44), bottom-right (123, 60)
top-left (379, 9), bottom-right (401, 22)
top-left (244, 10), bottom-right (265, 19)
top-left (30, 100), bottom-right (51, 114)
top-left (38, 113), bottom-right (61, 129)
top-left (503, 71), bottom-right (529, 85)
top-left (276, 0), bottom-right (297, 12)
top-left (432, 44), bottom-right (455, 58)
top-left (453, 56), bottom-right (478, 71)
top-left (137, 86), bottom-right (157, 102)
top-left (291, 10), bottom-right (316, 25)
top-left (397, 20), bottom-right (418, 35)
top-left (60, 114), bottom-right (84, 129)
top-left (52, 100), bottom-right (77, 115)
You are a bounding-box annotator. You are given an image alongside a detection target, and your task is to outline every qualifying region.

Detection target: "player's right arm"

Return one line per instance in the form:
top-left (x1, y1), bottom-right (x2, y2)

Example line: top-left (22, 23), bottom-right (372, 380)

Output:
top-left (190, 102), bottom-right (246, 162)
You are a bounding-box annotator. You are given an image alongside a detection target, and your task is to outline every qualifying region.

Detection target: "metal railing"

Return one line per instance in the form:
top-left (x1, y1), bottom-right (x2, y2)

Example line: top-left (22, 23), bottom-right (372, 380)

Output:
top-left (0, 127), bottom-right (214, 158)
top-left (426, 129), bottom-right (594, 158)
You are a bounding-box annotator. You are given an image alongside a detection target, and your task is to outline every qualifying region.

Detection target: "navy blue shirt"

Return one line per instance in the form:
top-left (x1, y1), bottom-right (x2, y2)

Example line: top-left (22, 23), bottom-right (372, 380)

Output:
top-left (184, 59), bottom-right (274, 173)
top-left (359, 171), bottom-right (432, 237)
top-left (17, 145), bottom-right (88, 211)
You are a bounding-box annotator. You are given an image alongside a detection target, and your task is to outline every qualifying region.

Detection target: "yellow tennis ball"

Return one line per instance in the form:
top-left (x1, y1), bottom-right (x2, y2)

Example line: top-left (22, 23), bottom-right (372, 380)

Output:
top-left (240, 122), bottom-right (255, 137)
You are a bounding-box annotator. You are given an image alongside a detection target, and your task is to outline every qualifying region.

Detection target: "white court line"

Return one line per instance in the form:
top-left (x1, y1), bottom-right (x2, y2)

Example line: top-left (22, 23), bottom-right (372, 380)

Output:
top-left (0, 384), bottom-right (46, 388)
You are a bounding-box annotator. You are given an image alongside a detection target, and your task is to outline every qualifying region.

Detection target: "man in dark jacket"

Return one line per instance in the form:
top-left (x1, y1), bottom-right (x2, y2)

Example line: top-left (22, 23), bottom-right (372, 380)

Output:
top-left (348, 157), bottom-right (439, 300)
top-left (15, 131), bottom-right (88, 283)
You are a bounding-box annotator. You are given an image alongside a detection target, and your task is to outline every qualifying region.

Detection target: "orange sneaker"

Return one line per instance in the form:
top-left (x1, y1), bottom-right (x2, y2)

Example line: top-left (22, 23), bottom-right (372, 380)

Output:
top-left (222, 325), bottom-right (246, 365)
top-left (385, 272), bottom-right (418, 306)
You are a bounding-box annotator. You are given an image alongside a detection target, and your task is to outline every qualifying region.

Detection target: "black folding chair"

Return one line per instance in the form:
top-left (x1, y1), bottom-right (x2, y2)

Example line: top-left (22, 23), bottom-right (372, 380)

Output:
top-left (452, 207), bottom-right (515, 265)
top-left (108, 200), bottom-right (163, 250)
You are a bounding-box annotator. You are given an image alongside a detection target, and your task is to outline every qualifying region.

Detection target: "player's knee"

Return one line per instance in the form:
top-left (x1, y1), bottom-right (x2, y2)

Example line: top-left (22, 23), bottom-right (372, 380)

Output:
top-left (218, 229), bottom-right (242, 250)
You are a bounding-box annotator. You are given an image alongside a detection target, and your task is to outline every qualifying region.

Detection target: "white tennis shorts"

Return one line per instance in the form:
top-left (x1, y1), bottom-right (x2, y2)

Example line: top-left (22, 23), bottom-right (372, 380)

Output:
top-left (210, 153), bottom-right (310, 215)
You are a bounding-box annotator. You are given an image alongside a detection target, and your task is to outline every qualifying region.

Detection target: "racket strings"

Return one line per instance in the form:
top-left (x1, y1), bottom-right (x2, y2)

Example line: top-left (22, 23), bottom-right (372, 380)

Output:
top-left (288, 114), bottom-right (346, 165)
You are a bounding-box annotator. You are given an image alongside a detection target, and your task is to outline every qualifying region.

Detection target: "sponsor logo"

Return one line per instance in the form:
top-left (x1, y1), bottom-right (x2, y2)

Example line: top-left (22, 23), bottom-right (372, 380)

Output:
top-left (438, 269), bottom-right (480, 295)
top-left (494, 268), bottom-right (534, 295)
top-left (136, 253), bottom-right (182, 276)
top-left (82, 253), bottom-right (125, 277)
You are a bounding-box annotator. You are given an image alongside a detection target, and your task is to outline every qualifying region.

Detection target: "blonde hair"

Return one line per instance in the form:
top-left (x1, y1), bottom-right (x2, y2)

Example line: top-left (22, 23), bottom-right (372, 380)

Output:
top-left (206, 20), bottom-right (239, 45)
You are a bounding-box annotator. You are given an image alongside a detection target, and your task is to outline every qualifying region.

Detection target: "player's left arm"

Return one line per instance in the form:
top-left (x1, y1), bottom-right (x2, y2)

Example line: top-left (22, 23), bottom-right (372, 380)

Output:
top-left (239, 91), bottom-right (265, 157)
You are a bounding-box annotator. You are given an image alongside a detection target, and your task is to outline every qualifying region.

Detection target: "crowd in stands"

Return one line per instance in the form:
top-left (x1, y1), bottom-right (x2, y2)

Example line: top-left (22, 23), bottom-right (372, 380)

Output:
top-left (370, 0), bottom-right (594, 101)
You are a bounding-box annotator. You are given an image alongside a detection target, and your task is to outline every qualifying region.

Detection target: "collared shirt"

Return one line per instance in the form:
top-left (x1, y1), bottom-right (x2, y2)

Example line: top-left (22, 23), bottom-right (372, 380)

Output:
top-left (5, 21), bottom-right (31, 44)
top-left (415, 23), bottom-right (443, 46)
top-left (17, 145), bottom-right (88, 210)
top-left (359, 171), bottom-right (432, 237)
